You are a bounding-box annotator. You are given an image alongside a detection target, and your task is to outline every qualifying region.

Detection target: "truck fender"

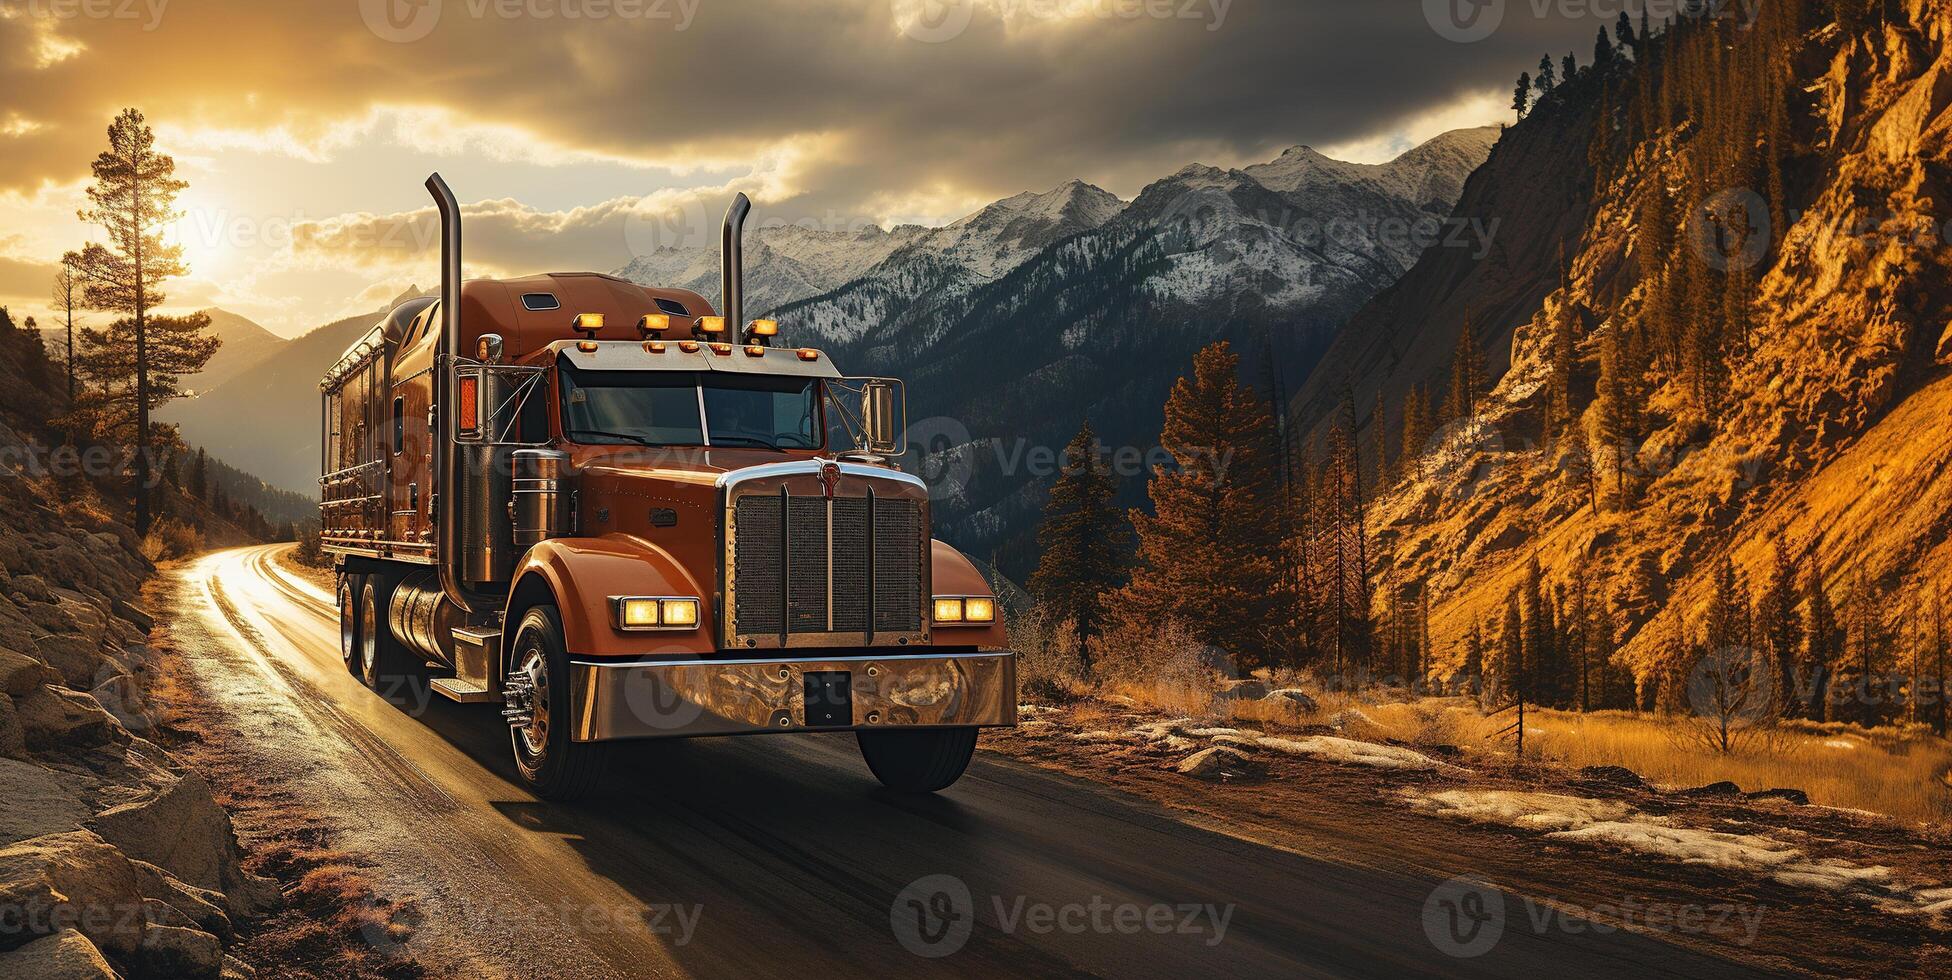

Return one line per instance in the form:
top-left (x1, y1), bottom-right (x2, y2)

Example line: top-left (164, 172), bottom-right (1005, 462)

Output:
top-left (930, 540), bottom-right (1009, 649)
top-left (504, 536), bottom-right (717, 665)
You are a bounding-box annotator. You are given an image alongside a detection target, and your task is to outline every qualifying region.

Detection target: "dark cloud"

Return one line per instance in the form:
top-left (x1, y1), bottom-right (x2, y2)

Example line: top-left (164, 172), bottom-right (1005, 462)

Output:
top-left (1, 0), bottom-right (1610, 210)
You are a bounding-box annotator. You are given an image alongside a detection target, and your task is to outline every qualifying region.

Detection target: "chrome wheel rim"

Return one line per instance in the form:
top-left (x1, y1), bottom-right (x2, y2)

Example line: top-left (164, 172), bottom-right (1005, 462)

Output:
top-left (339, 584), bottom-right (355, 663)
top-left (360, 589), bottom-right (379, 679)
top-left (510, 644), bottom-right (549, 759)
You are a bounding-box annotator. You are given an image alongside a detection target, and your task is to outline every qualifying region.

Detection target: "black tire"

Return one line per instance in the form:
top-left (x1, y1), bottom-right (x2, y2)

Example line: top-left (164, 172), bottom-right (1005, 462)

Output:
top-left (506, 605), bottom-right (608, 801)
top-left (857, 728), bottom-right (978, 793)
top-left (338, 574), bottom-right (362, 675)
top-left (358, 576), bottom-right (420, 704)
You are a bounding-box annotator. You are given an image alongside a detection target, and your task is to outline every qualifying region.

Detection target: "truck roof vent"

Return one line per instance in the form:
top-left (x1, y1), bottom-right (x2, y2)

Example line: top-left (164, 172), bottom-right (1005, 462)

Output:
top-left (653, 297), bottom-right (690, 316)
top-left (521, 292), bottom-right (561, 311)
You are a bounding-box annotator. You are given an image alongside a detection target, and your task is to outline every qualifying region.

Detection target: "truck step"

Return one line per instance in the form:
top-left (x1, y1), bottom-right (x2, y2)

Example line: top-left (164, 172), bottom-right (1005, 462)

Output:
top-left (429, 677), bottom-right (498, 704)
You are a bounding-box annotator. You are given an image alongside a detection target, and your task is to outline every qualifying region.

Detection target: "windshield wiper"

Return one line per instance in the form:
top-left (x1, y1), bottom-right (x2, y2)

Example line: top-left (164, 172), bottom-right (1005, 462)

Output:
top-left (707, 435), bottom-right (791, 452)
top-left (567, 428), bottom-right (661, 446)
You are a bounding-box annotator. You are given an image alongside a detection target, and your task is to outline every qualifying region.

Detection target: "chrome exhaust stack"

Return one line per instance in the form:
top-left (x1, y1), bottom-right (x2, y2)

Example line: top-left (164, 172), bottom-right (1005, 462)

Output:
top-left (424, 172), bottom-right (487, 614)
top-left (719, 192), bottom-right (750, 337)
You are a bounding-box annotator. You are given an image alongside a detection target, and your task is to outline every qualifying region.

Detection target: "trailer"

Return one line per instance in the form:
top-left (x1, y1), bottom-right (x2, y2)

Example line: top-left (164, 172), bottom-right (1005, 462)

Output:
top-left (320, 175), bottom-right (1015, 799)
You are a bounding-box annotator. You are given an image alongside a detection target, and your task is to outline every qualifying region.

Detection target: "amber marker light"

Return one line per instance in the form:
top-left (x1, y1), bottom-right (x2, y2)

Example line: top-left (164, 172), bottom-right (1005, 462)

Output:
top-left (645, 341), bottom-right (667, 353)
top-left (696, 315), bottom-right (727, 334)
top-left (679, 341), bottom-right (701, 353)
top-left (572, 313), bottom-right (605, 336)
top-left (577, 341), bottom-right (599, 353)
top-left (797, 348), bottom-right (820, 361)
top-left (933, 597), bottom-right (964, 623)
top-left (637, 313), bottom-right (671, 337)
top-left (744, 345), bottom-right (766, 357)
top-left (709, 342), bottom-right (733, 355)
top-left (934, 595), bottom-right (996, 625)
top-left (457, 375), bottom-right (480, 434)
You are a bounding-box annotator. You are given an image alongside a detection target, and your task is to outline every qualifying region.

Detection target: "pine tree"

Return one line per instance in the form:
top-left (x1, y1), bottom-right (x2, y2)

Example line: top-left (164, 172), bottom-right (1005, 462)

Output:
top-left (1461, 617), bottom-right (1485, 695)
top-left (1842, 571), bottom-right (1885, 727)
top-left (66, 108), bottom-right (218, 534)
top-left (1116, 342), bottom-right (1285, 669)
top-left (1594, 324), bottom-right (1641, 505)
top-left (1029, 421), bottom-right (1131, 676)
top-left (1513, 72), bottom-right (1532, 121)
top-left (1547, 303), bottom-right (1578, 435)
top-left (1615, 10), bottom-right (1637, 56)
top-left (191, 447), bottom-right (208, 501)
top-left (1756, 541), bottom-right (1803, 718)
top-left (1595, 27), bottom-right (1615, 68)
top-left (1803, 556), bottom-right (1840, 723)
top-left (1562, 52), bottom-right (1578, 82)
top-left (1536, 55), bottom-right (1557, 93)
top-left (1441, 309), bottom-right (1488, 424)
top-left (51, 255), bottom-right (84, 407)
top-left (1931, 585), bottom-right (1949, 737)
top-left (1397, 384), bottom-right (1433, 483)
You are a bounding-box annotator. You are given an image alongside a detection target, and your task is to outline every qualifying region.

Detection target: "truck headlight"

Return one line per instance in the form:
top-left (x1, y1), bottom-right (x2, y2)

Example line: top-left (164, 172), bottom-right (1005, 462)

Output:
top-left (612, 596), bottom-right (701, 631)
top-left (933, 596), bottom-right (996, 625)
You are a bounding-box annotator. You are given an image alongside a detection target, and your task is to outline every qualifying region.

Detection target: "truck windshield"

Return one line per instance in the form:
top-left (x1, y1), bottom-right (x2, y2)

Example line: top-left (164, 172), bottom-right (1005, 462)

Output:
top-left (558, 364), bottom-right (821, 450)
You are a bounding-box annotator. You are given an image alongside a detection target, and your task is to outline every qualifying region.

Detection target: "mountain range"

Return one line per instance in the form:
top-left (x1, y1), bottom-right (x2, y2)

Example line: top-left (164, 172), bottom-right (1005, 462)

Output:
top-left (166, 129), bottom-right (1500, 574)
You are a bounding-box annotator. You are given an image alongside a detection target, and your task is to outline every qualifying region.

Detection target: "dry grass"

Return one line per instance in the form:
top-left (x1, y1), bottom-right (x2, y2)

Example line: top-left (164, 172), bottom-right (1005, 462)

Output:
top-left (1339, 698), bottom-right (1952, 824)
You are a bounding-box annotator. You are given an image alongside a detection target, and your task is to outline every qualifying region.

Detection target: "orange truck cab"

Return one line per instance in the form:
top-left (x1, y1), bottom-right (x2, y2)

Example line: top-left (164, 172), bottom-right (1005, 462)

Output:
top-left (319, 175), bottom-right (1015, 799)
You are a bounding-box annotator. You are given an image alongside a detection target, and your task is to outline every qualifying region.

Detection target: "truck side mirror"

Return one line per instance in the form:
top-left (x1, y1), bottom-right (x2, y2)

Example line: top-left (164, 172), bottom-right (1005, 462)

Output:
top-left (861, 380), bottom-right (903, 457)
top-left (476, 333), bottom-right (504, 363)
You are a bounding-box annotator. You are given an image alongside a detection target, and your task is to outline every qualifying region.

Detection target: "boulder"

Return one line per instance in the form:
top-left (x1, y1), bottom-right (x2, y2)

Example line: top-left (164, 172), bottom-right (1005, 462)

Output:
top-left (1214, 678), bottom-right (1270, 701)
top-left (1575, 765), bottom-right (1647, 789)
top-left (87, 768), bottom-right (277, 915)
top-left (0, 831), bottom-right (146, 958)
top-left (0, 757), bottom-right (91, 845)
top-left (130, 860), bottom-right (233, 941)
top-left (29, 634), bottom-right (104, 690)
top-left (13, 687), bottom-right (120, 752)
top-left (137, 923), bottom-right (225, 979)
top-left (223, 953), bottom-right (258, 980)
top-left (0, 928), bottom-right (119, 980)
top-left (1679, 780), bottom-right (1743, 798)
top-left (0, 649), bottom-right (53, 697)
top-left (1173, 746), bottom-right (1264, 781)
top-left (1266, 688), bottom-right (1318, 712)
top-left (1745, 787), bottom-right (1811, 805)
top-left (0, 694), bottom-right (23, 759)
top-left (10, 575), bottom-right (51, 605)
top-left (87, 673), bottom-right (152, 733)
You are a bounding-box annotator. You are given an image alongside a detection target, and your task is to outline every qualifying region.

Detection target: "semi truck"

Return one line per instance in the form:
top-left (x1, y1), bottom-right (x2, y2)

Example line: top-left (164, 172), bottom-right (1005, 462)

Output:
top-left (319, 174), bottom-right (1016, 799)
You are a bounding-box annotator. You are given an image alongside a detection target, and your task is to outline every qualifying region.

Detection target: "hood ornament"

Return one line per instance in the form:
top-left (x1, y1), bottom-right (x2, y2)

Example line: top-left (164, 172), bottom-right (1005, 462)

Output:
top-left (820, 460), bottom-right (842, 500)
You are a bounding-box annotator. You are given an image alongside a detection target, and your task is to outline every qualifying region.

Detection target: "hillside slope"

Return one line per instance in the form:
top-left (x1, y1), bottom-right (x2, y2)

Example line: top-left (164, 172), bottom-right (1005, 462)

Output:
top-left (1339, 1), bottom-right (1952, 702)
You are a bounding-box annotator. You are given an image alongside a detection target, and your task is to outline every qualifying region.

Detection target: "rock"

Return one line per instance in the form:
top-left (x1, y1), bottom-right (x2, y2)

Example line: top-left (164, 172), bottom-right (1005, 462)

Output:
top-left (1267, 688), bottom-right (1318, 711)
top-left (1575, 765), bottom-right (1647, 789)
top-left (0, 757), bottom-right (92, 844)
top-left (29, 635), bottom-right (103, 689)
top-left (112, 599), bottom-right (153, 635)
top-left (1679, 780), bottom-right (1743, 798)
top-left (0, 695), bottom-right (23, 759)
top-left (87, 769), bottom-right (277, 915)
top-left (0, 928), bottom-right (119, 979)
top-left (1173, 746), bottom-right (1264, 781)
top-left (10, 575), bottom-right (51, 604)
top-left (222, 954), bottom-right (258, 980)
top-left (1745, 787), bottom-right (1811, 805)
top-left (13, 687), bottom-right (119, 752)
top-left (1214, 678), bottom-right (1269, 701)
top-left (0, 831), bottom-right (146, 957)
top-left (130, 860), bottom-right (233, 942)
top-left (88, 673), bottom-right (152, 732)
top-left (138, 923), bottom-right (225, 978)
top-left (142, 895), bottom-right (198, 929)
top-left (0, 649), bottom-right (53, 697)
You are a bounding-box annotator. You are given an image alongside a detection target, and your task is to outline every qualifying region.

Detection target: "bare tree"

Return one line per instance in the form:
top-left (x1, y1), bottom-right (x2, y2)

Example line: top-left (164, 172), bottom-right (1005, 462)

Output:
top-left (50, 254), bottom-right (84, 406)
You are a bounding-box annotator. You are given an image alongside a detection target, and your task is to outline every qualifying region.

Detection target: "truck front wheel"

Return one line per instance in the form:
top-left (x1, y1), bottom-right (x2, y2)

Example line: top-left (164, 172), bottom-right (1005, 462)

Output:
top-left (857, 728), bottom-right (978, 793)
top-left (505, 605), bottom-right (608, 801)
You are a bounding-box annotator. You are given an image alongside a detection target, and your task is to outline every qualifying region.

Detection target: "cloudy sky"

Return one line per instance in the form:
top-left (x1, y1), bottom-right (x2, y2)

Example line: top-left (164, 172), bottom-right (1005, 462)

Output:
top-left (0, 0), bottom-right (1608, 337)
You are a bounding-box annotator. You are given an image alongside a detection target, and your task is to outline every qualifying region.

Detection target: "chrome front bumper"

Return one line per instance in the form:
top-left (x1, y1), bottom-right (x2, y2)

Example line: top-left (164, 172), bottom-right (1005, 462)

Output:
top-left (566, 650), bottom-right (1017, 741)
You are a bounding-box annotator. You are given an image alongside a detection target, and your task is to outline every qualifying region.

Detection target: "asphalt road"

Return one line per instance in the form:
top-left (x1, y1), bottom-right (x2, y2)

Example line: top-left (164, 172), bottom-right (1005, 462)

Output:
top-left (169, 545), bottom-right (1776, 979)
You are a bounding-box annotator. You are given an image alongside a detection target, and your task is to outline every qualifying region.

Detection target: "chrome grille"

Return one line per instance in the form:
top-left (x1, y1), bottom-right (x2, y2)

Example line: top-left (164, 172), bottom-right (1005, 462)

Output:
top-left (732, 491), bottom-right (924, 641)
